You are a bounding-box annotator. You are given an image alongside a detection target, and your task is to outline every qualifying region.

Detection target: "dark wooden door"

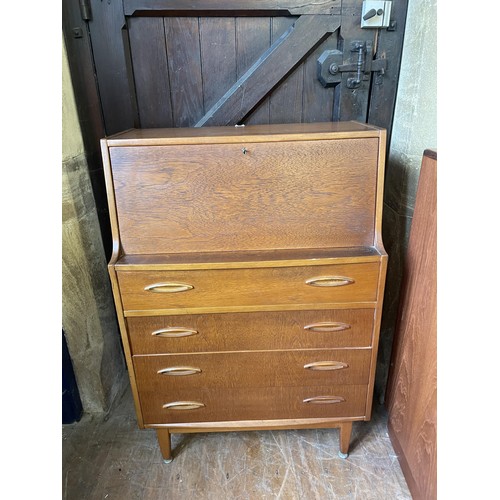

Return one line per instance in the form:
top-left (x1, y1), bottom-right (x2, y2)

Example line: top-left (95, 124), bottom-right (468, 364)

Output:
top-left (65, 0), bottom-right (408, 136)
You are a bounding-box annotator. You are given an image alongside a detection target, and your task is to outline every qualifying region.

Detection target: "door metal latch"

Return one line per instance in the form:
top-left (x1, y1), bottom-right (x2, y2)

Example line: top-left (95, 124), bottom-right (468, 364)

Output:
top-left (317, 41), bottom-right (387, 88)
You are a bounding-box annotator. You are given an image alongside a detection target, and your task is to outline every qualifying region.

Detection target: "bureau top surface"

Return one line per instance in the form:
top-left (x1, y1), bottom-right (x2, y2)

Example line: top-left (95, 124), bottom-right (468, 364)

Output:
top-left (105, 121), bottom-right (383, 147)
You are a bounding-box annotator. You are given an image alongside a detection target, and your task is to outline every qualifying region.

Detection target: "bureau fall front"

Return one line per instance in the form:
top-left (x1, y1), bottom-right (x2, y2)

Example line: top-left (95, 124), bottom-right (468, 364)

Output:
top-left (102, 121), bottom-right (387, 462)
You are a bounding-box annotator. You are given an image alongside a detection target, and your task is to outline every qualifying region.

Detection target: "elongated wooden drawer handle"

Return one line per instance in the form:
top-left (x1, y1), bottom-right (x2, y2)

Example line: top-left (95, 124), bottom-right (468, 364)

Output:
top-left (305, 276), bottom-right (354, 287)
top-left (304, 322), bottom-right (351, 332)
top-left (303, 361), bottom-right (349, 371)
top-left (152, 327), bottom-right (199, 338)
top-left (163, 401), bottom-right (205, 410)
top-left (157, 366), bottom-right (202, 376)
top-left (303, 396), bottom-right (346, 404)
top-left (144, 282), bottom-right (194, 293)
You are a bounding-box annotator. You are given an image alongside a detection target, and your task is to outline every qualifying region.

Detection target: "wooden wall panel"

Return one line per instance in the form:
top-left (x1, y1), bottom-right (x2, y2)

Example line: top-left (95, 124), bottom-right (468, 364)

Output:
top-left (69, 2), bottom-right (408, 137)
top-left (164, 18), bottom-right (204, 127)
top-left (302, 31), bottom-right (337, 123)
top-left (199, 18), bottom-right (238, 111)
top-left (88, 0), bottom-right (138, 134)
top-left (124, 0), bottom-right (341, 16)
top-left (128, 17), bottom-right (173, 128)
top-left (385, 150), bottom-right (437, 500)
top-left (126, 16), bottom-right (341, 128)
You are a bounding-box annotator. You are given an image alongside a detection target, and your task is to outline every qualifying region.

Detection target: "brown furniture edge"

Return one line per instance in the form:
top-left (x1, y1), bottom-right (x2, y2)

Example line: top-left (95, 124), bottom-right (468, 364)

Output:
top-left (387, 420), bottom-right (421, 499)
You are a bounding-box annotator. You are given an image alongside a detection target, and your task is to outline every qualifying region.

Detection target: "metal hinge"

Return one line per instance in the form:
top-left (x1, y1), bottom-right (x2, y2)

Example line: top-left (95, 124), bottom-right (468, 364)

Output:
top-left (79, 0), bottom-right (92, 21)
top-left (317, 41), bottom-right (387, 88)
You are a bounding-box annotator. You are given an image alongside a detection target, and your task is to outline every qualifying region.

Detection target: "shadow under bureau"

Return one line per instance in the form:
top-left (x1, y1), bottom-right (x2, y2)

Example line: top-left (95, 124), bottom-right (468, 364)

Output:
top-left (102, 121), bottom-right (388, 462)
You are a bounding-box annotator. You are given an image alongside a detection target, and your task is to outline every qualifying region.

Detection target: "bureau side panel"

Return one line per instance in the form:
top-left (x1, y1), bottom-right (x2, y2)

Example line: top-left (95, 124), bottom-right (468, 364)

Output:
top-left (101, 139), bottom-right (145, 428)
top-left (365, 254), bottom-right (388, 419)
top-left (109, 138), bottom-right (379, 254)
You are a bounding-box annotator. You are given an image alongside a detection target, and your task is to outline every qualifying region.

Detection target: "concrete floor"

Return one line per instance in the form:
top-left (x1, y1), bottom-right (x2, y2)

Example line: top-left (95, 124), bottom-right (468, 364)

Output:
top-left (62, 383), bottom-right (410, 499)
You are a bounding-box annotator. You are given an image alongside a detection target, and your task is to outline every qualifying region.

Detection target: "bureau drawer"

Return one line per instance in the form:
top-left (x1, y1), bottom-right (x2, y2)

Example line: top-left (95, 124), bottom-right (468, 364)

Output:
top-left (133, 349), bottom-right (371, 393)
top-left (139, 384), bottom-right (368, 425)
top-left (117, 262), bottom-right (380, 313)
top-left (127, 309), bottom-right (374, 354)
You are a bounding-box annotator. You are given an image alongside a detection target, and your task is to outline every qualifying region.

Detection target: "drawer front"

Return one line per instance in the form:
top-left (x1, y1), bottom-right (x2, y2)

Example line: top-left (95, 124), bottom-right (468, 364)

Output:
top-left (127, 309), bottom-right (374, 354)
top-left (139, 384), bottom-right (368, 425)
top-left (117, 262), bottom-right (380, 313)
top-left (133, 349), bottom-right (371, 392)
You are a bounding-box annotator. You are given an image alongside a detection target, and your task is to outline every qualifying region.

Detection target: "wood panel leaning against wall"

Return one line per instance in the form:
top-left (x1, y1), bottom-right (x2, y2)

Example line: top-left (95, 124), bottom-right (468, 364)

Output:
top-left (385, 149), bottom-right (437, 500)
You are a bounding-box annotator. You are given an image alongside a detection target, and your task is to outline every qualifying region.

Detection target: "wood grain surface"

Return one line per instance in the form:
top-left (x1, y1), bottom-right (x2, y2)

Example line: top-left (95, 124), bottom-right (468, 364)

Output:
top-left (117, 262), bottom-right (380, 313)
top-left (386, 150), bottom-right (436, 500)
top-left (269, 16), bottom-right (303, 125)
top-left (110, 138), bottom-right (378, 254)
top-left (302, 19), bottom-right (338, 123)
top-left (124, 0), bottom-right (341, 16)
top-left (139, 384), bottom-right (368, 425)
top-left (115, 247), bottom-right (382, 270)
top-left (133, 349), bottom-right (372, 392)
top-left (126, 308), bottom-right (375, 354)
top-left (128, 17), bottom-right (173, 128)
top-left (199, 17), bottom-right (237, 112)
top-left (149, 416), bottom-right (365, 431)
top-left (163, 17), bottom-right (205, 127)
top-left (194, 14), bottom-right (340, 126)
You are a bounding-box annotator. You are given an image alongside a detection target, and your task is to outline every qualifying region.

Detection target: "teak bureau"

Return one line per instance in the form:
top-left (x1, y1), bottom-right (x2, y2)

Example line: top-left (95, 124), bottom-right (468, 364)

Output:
top-left (102, 121), bottom-right (388, 462)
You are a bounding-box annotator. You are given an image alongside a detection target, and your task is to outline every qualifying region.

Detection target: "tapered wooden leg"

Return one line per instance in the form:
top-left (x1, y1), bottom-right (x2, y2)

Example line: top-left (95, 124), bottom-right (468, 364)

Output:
top-left (156, 429), bottom-right (173, 463)
top-left (338, 421), bottom-right (353, 459)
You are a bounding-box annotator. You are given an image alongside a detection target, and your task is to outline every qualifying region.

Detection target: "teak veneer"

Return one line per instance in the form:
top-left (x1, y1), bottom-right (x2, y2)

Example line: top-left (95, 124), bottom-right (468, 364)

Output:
top-left (102, 121), bottom-right (387, 462)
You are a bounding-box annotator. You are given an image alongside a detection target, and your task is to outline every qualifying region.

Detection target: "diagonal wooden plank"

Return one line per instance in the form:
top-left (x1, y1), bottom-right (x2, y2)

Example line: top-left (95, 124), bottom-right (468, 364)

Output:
top-left (124, 0), bottom-right (341, 16)
top-left (236, 17), bottom-right (272, 125)
top-left (195, 14), bottom-right (340, 127)
top-left (269, 16), bottom-right (304, 124)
